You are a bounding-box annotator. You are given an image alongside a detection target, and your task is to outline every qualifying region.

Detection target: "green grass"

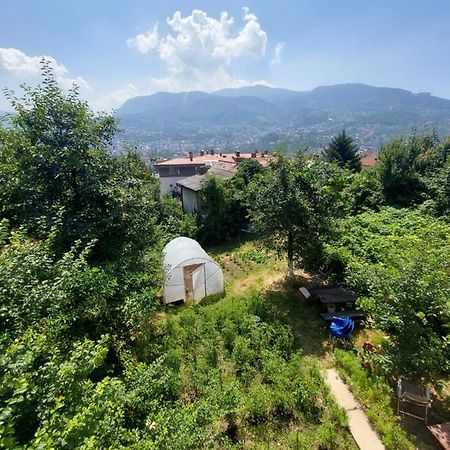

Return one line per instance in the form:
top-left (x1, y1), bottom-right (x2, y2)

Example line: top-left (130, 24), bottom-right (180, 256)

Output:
top-left (154, 292), bottom-right (357, 448)
top-left (135, 239), bottom-right (359, 448)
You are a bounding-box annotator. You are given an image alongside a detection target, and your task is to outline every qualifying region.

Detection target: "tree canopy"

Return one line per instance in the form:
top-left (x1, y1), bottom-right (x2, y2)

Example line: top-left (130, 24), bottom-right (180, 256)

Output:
top-left (325, 130), bottom-right (361, 172)
top-left (248, 154), bottom-right (342, 277)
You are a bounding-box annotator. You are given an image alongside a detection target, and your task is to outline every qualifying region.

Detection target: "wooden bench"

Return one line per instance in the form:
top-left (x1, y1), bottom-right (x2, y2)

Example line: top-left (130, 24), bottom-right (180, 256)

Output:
top-left (320, 310), bottom-right (366, 321)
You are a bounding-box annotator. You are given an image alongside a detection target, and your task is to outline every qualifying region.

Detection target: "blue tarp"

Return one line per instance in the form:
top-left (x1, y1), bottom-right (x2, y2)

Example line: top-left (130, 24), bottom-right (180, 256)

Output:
top-left (330, 316), bottom-right (355, 339)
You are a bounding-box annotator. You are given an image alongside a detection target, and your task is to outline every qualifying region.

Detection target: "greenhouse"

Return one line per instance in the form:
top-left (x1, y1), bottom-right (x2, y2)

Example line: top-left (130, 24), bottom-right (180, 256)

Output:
top-left (163, 237), bottom-right (224, 304)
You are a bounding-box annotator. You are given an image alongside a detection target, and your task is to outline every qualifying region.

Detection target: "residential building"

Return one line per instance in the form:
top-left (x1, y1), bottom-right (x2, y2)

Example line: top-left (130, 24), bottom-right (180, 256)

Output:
top-left (177, 161), bottom-right (238, 214)
top-left (155, 150), bottom-right (269, 195)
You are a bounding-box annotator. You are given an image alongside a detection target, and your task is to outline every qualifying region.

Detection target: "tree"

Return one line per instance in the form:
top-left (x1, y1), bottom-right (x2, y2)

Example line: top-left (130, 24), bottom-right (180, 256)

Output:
top-left (377, 136), bottom-right (430, 205)
top-left (325, 130), bottom-right (361, 172)
top-left (197, 159), bottom-right (263, 245)
top-left (248, 154), bottom-right (339, 278)
top-left (0, 61), bottom-right (160, 259)
top-left (327, 208), bottom-right (450, 380)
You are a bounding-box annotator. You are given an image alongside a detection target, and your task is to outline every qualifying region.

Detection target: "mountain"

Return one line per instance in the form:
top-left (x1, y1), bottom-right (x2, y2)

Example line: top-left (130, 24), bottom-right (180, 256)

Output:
top-left (117, 84), bottom-right (450, 156)
top-left (215, 85), bottom-right (301, 103)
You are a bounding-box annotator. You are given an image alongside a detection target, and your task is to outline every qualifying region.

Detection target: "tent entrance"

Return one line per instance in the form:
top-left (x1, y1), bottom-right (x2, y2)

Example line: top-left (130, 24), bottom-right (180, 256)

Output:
top-left (183, 263), bottom-right (206, 303)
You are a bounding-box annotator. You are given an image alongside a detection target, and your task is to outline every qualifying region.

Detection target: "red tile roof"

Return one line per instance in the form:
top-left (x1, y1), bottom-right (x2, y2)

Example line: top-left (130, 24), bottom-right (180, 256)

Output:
top-left (156, 152), bottom-right (270, 166)
top-left (360, 154), bottom-right (378, 167)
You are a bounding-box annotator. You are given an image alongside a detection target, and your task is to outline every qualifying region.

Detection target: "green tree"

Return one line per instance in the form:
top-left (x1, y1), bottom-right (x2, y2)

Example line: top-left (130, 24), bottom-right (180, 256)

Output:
top-left (248, 154), bottom-right (339, 278)
top-left (325, 208), bottom-right (450, 380)
top-left (198, 159), bottom-right (263, 245)
top-left (0, 61), bottom-right (160, 260)
top-left (325, 130), bottom-right (361, 172)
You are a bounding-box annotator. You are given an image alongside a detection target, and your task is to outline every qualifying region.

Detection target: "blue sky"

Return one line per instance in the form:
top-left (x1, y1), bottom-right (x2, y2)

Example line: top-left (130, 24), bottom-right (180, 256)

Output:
top-left (1, 0), bottom-right (450, 110)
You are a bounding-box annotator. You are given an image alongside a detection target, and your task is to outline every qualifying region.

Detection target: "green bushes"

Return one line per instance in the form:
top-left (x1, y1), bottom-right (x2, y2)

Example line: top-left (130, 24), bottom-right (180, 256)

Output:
top-left (145, 293), bottom-right (352, 446)
top-left (334, 349), bottom-right (415, 450)
top-left (325, 208), bottom-right (450, 379)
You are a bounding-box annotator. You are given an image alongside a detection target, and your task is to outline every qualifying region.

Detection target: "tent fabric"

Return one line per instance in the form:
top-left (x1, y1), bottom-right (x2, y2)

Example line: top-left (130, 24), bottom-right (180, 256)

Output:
top-left (163, 237), bottom-right (224, 304)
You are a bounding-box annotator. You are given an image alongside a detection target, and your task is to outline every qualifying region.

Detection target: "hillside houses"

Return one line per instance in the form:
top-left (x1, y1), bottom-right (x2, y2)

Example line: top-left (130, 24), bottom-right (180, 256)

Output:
top-left (155, 150), bottom-right (269, 196)
top-left (177, 161), bottom-right (238, 214)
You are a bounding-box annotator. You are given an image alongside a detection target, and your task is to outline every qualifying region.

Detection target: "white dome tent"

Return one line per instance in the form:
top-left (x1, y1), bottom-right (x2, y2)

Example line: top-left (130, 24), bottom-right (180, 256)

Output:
top-left (163, 237), bottom-right (224, 304)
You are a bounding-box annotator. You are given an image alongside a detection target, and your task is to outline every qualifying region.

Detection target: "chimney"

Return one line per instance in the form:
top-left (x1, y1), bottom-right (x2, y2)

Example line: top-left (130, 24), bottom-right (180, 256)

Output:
top-left (219, 152), bottom-right (223, 156)
top-left (189, 152), bottom-right (193, 161)
top-left (251, 152), bottom-right (256, 158)
top-left (210, 149), bottom-right (215, 155)
top-left (235, 151), bottom-right (241, 158)
top-left (264, 150), bottom-right (268, 155)
top-left (200, 150), bottom-right (205, 157)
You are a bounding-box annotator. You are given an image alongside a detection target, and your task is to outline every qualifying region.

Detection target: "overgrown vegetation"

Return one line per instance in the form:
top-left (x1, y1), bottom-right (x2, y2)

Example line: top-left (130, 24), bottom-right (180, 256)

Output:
top-left (324, 208), bottom-right (450, 380)
top-left (1, 63), bottom-right (449, 448)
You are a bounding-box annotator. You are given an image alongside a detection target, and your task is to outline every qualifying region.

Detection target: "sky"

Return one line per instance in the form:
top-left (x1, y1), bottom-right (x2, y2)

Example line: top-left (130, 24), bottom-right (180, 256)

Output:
top-left (1, 0), bottom-right (450, 111)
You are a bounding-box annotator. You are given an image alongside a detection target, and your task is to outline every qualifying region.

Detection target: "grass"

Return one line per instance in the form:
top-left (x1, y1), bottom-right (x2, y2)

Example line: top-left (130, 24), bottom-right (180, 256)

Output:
top-left (334, 349), bottom-right (415, 450)
top-left (138, 239), bottom-right (359, 448)
top-left (148, 238), bottom-right (449, 448)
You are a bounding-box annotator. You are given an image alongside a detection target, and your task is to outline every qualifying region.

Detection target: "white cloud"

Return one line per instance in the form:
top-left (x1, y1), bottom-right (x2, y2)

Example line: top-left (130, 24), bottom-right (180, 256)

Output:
top-left (127, 8), bottom-right (269, 92)
top-left (126, 24), bottom-right (159, 54)
top-left (0, 47), bottom-right (90, 89)
top-left (270, 42), bottom-right (285, 66)
top-left (93, 83), bottom-right (139, 110)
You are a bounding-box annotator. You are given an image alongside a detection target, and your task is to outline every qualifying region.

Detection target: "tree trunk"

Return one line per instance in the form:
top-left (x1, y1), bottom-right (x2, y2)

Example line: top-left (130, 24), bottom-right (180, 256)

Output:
top-left (287, 230), bottom-right (294, 279)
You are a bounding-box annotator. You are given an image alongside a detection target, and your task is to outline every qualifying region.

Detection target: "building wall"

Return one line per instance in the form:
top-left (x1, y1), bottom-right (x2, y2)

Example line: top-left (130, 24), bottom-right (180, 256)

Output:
top-left (160, 176), bottom-right (184, 195)
top-left (157, 165), bottom-right (202, 195)
top-left (181, 188), bottom-right (199, 214)
top-left (157, 165), bottom-right (200, 177)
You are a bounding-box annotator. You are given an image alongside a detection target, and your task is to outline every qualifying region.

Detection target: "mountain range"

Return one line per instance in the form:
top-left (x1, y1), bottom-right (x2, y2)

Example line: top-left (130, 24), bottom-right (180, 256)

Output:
top-left (117, 84), bottom-right (450, 155)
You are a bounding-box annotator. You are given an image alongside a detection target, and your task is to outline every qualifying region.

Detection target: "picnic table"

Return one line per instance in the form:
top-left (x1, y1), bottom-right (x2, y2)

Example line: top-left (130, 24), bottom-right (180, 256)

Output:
top-left (309, 287), bottom-right (356, 304)
top-left (304, 287), bottom-right (366, 321)
top-left (320, 310), bottom-right (366, 321)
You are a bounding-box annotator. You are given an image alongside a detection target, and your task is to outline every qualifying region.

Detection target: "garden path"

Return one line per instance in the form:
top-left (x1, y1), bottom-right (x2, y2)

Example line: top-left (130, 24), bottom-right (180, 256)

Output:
top-left (325, 368), bottom-right (385, 450)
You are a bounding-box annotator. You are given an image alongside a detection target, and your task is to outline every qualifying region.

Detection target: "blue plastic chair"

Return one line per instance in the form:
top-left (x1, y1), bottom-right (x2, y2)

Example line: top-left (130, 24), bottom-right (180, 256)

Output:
top-left (330, 316), bottom-right (355, 339)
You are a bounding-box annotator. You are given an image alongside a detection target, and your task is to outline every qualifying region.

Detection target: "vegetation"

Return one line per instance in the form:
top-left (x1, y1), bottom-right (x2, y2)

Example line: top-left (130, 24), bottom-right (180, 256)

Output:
top-left (378, 132), bottom-right (450, 213)
top-left (334, 349), bottom-right (415, 449)
top-left (247, 154), bottom-right (343, 278)
top-left (198, 159), bottom-right (262, 245)
top-left (324, 208), bottom-right (450, 380)
top-left (325, 130), bottom-right (361, 172)
top-left (1, 65), bottom-right (449, 448)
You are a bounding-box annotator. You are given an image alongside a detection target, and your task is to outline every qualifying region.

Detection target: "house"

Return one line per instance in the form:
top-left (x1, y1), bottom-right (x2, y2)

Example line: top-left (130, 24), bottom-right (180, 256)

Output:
top-left (155, 150), bottom-right (269, 195)
top-left (177, 161), bottom-right (238, 214)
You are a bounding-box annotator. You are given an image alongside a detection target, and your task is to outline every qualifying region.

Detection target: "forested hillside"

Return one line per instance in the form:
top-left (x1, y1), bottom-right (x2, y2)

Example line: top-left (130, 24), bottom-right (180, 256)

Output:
top-left (0, 67), bottom-right (449, 449)
top-left (118, 84), bottom-right (450, 154)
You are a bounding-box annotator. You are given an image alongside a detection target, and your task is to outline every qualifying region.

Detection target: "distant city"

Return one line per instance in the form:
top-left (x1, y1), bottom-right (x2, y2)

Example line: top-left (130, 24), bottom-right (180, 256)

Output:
top-left (115, 84), bottom-right (450, 163)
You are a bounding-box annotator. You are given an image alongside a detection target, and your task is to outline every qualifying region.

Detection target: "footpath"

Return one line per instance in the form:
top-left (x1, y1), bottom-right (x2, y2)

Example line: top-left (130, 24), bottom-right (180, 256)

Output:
top-left (325, 368), bottom-right (385, 450)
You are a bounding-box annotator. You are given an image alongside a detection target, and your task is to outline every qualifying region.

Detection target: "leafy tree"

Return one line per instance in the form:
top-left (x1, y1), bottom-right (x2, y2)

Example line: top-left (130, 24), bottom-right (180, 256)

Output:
top-left (0, 61), bottom-right (161, 260)
top-left (343, 168), bottom-right (385, 214)
top-left (325, 130), bottom-right (361, 172)
top-left (248, 154), bottom-right (339, 277)
top-left (376, 132), bottom-right (447, 207)
top-left (198, 176), bottom-right (228, 244)
top-left (325, 208), bottom-right (450, 380)
top-left (158, 195), bottom-right (198, 243)
top-left (198, 159), bottom-right (263, 245)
